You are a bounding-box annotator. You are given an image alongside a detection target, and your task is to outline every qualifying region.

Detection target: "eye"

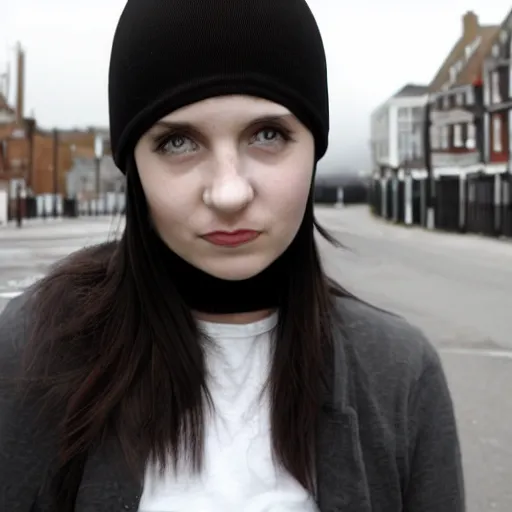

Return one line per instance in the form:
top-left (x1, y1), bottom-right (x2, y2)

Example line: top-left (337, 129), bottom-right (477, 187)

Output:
top-left (154, 133), bottom-right (199, 155)
top-left (250, 125), bottom-right (293, 148)
top-left (251, 128), bottom-right (286, 146)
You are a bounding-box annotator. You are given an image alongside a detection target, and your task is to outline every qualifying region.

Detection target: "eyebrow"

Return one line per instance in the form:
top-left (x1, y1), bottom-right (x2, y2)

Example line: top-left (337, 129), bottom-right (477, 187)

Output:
top-left (153, 113), bottom-right (294, 131)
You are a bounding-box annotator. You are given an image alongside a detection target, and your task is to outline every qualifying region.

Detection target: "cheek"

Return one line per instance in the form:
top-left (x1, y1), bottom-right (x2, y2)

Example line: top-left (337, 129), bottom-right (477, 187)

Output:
top-left (260, 160), bottom-right (313, 219)
top-left (136, 159), bottom-right (197, 231)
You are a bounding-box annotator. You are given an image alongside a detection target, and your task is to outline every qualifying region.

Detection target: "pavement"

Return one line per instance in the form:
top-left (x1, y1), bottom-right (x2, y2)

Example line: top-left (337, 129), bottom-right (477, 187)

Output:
top-left (1, 207), bottom-right (511, 511)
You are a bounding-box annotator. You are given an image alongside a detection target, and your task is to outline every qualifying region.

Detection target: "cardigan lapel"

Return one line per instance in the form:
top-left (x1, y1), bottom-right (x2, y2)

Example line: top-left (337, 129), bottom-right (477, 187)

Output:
top-left (315, 316), bottom-right (372, 512)
top-left (74, 436), bottom-right (143, 512)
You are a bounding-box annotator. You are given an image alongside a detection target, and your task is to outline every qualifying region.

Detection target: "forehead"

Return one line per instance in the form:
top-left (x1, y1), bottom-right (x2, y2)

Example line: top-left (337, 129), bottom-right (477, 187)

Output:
top-left (157, 95), bottom-right (292, 125)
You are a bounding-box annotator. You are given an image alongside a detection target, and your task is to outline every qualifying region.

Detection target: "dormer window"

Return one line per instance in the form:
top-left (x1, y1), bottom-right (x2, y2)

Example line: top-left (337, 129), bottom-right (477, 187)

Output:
top-left (492, 71), bottom-right (501, 104)
top-left (449, 66), bottom-right (457, 83)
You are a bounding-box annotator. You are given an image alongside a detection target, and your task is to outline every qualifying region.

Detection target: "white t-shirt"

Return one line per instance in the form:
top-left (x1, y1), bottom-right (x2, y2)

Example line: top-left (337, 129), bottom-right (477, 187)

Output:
top-left (138, 312), bottom-right (318, 512)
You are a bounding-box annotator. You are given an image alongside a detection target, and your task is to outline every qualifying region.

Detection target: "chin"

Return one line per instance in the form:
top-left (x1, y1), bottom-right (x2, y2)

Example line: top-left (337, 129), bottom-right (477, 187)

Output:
top-left (196, 255), bottom-right (275, 281)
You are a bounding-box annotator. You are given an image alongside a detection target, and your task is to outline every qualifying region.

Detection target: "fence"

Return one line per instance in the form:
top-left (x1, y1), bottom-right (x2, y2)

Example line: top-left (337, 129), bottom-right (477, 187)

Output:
top-left (4, 184), bottom-right (368, 221)
top-left (369, 171), bottom-right (512, 239)
top-left (6, 192), bottom-right (126, 222)
top-left (314, 183), bottom-right (368, 205)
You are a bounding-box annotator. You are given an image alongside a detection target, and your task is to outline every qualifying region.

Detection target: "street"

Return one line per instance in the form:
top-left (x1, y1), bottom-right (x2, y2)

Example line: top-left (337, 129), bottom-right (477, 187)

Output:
top-left (1, 207), bottom-right (511, 511)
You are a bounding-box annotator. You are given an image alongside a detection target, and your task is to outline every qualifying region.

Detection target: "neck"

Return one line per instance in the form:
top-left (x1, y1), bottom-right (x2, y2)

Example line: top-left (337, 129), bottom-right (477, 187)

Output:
top-left (193, 309), bottom-right (275, 324)
top-left (153, 231), bottom-right (292, 315)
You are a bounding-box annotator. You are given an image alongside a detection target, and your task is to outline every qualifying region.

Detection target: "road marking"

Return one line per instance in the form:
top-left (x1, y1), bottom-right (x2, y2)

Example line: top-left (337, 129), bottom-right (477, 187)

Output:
top-left (440, 347), bottom-right (512, 359)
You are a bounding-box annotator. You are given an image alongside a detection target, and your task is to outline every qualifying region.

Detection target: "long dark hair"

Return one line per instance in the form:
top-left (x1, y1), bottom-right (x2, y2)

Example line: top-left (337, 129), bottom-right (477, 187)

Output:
top-left (20, 157), bottom-right (346, 510)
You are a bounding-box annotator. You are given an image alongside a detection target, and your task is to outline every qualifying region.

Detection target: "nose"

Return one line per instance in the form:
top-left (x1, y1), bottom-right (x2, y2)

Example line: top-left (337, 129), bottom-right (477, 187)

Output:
top-left (203, 156), bottom-right (254, 214)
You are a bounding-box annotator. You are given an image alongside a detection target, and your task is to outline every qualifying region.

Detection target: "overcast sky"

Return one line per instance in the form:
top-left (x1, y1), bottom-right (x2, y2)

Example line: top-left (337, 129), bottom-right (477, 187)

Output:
top-left (1, 0), bottom-right (511, 173)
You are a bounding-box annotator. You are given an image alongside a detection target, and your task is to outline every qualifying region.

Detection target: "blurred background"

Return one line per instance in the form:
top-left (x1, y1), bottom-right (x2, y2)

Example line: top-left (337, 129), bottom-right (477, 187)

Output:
top-left (0, 1), bottom-right (511, 511)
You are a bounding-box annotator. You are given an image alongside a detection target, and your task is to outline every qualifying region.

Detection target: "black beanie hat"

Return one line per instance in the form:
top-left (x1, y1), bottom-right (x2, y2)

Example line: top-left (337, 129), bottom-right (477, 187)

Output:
top-left (108, 0), bottom-right (329, 170)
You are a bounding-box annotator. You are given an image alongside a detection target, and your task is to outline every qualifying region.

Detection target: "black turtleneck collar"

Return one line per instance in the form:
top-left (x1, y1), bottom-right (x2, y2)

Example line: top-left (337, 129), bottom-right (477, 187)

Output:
top-left (151, 228), bottom-right (296, 315)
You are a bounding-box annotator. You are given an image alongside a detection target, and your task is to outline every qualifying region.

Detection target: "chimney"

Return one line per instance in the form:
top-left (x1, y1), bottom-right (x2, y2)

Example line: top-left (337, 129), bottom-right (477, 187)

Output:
top-left (15, 43), bottom-right (25, 125)
top-left (463, 11), bottom-right (479, 39)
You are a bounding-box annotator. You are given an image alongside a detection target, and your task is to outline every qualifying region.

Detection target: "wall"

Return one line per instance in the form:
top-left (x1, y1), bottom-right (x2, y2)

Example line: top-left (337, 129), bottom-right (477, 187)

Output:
top-left (0, 124), bottom-right (104, 196)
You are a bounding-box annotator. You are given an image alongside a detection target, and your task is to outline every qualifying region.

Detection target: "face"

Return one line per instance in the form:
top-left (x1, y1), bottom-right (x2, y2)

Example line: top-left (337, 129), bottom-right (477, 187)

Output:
top-left (134, 95), bottom-right (315, 280)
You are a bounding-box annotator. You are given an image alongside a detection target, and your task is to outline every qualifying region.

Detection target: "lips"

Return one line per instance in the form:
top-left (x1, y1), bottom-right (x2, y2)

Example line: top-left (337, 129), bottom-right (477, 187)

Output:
top-left (202, 229), bottom-right (261, 247)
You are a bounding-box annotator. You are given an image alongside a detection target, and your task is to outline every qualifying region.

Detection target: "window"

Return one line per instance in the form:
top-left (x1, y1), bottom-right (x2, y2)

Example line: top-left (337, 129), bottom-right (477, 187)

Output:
top-left (453, 124), bottom-right (463, 147)
top-left (430, 126), bottom-right (439, 149)
top-left (411, 107), bottom-right (423, 121)
top-left (442, 95), bottom-right (450, 109)
top-left (491, 71), bottom-right (501, 104)
top-left (493, 115), bottom-right (502, 152)
top-left (484, 72), bottom-right (491, 105)
top-left (509, 111), bottom-right (512, 159)
top-left (509, 66), bottom-right (512, 98)
top-left (466, 87), bottom-right (474, 105)
top-left (492, 44), bottom-right (500, 58)
top-left (441, 126), bottom-right (449, 149)
top-left (455, 93), bottom-right (464, 106)
top-left (466, 123), bottom-right (476, 149)
top-left (449, 66), bottom-right (457, 83)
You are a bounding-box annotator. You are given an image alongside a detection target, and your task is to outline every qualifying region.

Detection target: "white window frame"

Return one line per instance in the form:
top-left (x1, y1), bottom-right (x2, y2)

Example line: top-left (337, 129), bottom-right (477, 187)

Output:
top-left (492, 71), bottom-right (501, 104)
top-left (509, 110), bottom-right (512, 161)
top-left (430, 126), bottom-right (439, 150)
top-left (442, 95), bottom-right (450, 109)
top-left (449, 66), bottom-right (457, 83)
top-left (453, 124), bottom-right (463, 148)
top-left (441, 125), bottom-right (449, 149)
top-left (466, 87), bottom-right (474, 105)
top-left (493, 115), bottom-right (502, 152)
top-left (455, 93), bottom-right (464, 106)
top-left (483, 67), bottom-right (491, 105)
top-left (466, 123), bottom-right (476, 149)
top-left (509, 65), bottom-right (512, 99)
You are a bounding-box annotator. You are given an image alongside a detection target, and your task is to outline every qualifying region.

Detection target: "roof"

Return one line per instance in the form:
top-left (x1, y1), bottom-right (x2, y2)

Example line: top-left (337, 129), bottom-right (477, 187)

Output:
top-left (453, 26), bottom-right (500, 86)
top-left (429, 24), bottom-right (499, 92)
top-left (392, 84), bottom-right (429, 98)
top-left (484, 8), bottom-right (512, 68)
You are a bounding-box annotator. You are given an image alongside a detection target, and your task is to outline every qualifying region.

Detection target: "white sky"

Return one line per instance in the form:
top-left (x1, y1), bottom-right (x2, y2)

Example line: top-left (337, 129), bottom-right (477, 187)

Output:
top-left (1, 0), bottom-right (511, 172)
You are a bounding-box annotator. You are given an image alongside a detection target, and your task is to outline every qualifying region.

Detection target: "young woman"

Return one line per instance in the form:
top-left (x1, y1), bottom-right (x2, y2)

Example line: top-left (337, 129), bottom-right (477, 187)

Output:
top-left (0, 0), bottom-right (464, 510)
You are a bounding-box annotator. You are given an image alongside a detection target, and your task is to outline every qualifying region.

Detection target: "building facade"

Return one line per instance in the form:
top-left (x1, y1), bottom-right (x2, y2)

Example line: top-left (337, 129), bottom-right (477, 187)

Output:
top-left (427, 11), bottom-right (499, 175)
top-left (482, 10), bottom-right (512, 172)
top-left (370, 84), bottom-right (429, 175)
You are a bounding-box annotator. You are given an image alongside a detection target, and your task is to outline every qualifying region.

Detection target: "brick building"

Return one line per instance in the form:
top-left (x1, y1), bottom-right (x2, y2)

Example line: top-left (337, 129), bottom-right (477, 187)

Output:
top-left (0, 106), bottom-right (109, 197)
top-left (482, 9), bottom-right (512, 171)
top-left (427, 12), bottom-right (499, 175)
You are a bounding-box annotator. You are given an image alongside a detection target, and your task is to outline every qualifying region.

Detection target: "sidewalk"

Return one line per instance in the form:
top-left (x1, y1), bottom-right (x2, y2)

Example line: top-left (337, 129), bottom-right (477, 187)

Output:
top-left (315, 205), bottom-right (512, 259)
top-left (0, 216), bottom-right (124, 240)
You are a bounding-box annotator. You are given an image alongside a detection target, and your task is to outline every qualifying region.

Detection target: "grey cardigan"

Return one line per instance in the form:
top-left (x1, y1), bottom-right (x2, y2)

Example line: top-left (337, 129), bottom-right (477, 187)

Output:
top-left (0, 292), bottom-right (464, 512)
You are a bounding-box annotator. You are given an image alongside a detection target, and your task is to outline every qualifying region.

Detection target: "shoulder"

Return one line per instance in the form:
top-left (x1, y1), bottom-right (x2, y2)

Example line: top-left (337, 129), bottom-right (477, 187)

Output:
top-left (0, 241), bottom-right (118, 371)
top-left (0, 293), bottom-right (31, 377)
top-left (331, 294), bottom-right (443, 399)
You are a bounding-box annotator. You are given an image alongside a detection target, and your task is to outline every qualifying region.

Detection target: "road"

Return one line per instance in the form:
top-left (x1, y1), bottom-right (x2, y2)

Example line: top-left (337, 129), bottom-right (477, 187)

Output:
top-left (1, 208), bottom-right (511, 511)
